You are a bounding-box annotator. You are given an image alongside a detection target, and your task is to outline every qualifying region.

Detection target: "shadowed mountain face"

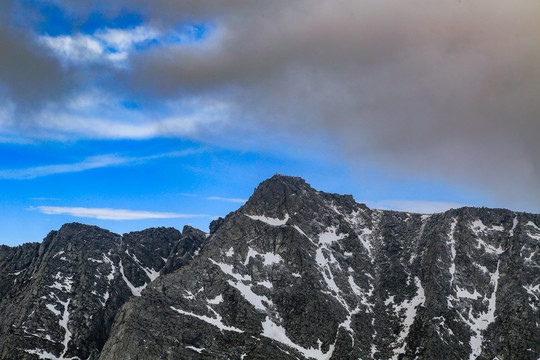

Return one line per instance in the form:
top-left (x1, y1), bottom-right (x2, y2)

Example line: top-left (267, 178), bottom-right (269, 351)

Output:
top-left (1, 175), bottom-right (539, 360)
top-left (0, 224), bottom-right (206, 359)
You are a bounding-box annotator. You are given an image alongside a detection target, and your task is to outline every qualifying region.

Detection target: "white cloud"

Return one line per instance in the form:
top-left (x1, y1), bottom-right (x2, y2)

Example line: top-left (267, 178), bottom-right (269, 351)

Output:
top-left (0, 149), bottom-right (201, 179)
top-left (44, 115), bottom-right (213, 139)
top-left (40, 26), bottom-right (159, 66)
top-left (27, 95), bottom-right (229, 141)
top-left (34, 206), bottom-right (207, 220)
top-left (366, 200), bottom-right (467, 214)
top-left (0, 87), bottom-right (229, 144)
top-left (0, 154), bottom-right (126, 179)
top-left (206, 196), bottom-right (247, 203)
top-left (95, 26), bottom-right (159, 52)
top-left (40, 34), bottom-right (105, 63)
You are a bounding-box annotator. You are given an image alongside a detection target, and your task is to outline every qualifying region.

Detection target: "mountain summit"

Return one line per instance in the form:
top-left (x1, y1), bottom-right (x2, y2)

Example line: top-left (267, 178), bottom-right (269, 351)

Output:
top-left (0, 176), bottom-right (539, 359)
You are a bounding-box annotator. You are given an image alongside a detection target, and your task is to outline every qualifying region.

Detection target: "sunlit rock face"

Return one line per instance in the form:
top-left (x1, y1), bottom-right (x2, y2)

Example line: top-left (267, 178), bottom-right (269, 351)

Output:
top-left (1, 175), bottom-right (539, 360)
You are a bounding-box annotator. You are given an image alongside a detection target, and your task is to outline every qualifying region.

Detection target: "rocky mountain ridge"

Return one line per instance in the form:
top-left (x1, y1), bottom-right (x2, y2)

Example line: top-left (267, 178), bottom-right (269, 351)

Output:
top-left (1, 175), bottom-right (539, 359)
top-left (0, 224), bottom-right (206, 359)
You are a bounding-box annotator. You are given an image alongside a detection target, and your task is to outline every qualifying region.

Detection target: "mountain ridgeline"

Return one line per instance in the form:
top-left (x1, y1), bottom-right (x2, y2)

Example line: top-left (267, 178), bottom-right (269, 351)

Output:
top-left (0, 175), bottom-right (538, 359)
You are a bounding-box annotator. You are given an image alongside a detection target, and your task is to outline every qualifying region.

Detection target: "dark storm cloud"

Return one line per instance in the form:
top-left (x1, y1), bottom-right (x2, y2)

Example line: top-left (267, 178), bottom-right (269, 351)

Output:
top-left (1, 0), bottom-right (539, 209)
top-left (0, 2), bottom-right (68, 108)
top-left (122, 0), bottom-right (540, 209)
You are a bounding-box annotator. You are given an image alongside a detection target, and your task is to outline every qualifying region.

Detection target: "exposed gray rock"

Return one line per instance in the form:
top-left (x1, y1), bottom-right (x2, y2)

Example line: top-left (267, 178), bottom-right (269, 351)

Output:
top-left (0, 242), bottom-right (40, 300)
top-left (1, 175), bottom-right (539, 360)
top-left (0, 224), bottom-right (204, 359)
top-left (99, 175), bottom-right (539, 360)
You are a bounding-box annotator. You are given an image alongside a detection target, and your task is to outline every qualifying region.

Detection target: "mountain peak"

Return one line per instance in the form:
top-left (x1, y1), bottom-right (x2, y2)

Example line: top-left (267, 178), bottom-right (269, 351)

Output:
top-left (242, 174), bottom-right (314, 215)
top-left (249, 174), bottom-right (312, 198)
top-left (259, 174), bottom-right (309, 190)
top-left (99, 177), bottom-right (539, 360)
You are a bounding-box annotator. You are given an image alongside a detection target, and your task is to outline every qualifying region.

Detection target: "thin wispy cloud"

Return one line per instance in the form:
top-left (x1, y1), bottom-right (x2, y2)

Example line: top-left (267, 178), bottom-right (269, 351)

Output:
top-left (176, 194), bottom-right (247, 203)
top-left (367, 200), bottom-right (468, 214)
top-left (206, 196), bottom-right (247, 203)
top-left (34, 206), bottom-right (208, 220)
top-left (31, 99), bottom-right (229, 141)
top-left (0, 149), bottom-right (202, 180)
top-left (0, 154), bottom-right (126, 180)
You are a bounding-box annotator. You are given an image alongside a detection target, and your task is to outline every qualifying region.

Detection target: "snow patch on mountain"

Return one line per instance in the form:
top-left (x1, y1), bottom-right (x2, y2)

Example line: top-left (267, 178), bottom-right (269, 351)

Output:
top-left (246, 214), bottom-right (290, 226)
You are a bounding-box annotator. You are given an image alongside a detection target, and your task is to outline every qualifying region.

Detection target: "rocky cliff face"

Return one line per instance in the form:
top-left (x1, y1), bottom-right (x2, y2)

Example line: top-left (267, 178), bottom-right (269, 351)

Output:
top-left (0, 175), bottom-right (539, 360)
top-left (0, 224), bottom-right (206, 359)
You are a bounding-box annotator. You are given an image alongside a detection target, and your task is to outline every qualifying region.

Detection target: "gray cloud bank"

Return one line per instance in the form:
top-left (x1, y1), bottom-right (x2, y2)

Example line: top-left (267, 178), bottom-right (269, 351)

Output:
top-left (1, 0), bottom-right (539, 210)
top-left (0, 22), bottom-right (66, 107)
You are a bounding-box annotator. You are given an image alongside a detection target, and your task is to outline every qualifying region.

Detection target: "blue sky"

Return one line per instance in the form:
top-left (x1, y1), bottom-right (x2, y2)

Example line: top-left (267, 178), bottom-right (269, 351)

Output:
top-left (1, 136), bottom-right (486, 246)
top-left (0, 1), bottom-right (538, 246)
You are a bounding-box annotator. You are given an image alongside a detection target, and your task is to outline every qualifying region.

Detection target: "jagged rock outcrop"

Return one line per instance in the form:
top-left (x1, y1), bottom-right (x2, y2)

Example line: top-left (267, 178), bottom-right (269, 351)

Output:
top-left (0, 224), bottom-right (205, 359)
top-left (1, 175), bottom-right (539, 360)
top-left (0, 242), bottom-right (40, 301)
